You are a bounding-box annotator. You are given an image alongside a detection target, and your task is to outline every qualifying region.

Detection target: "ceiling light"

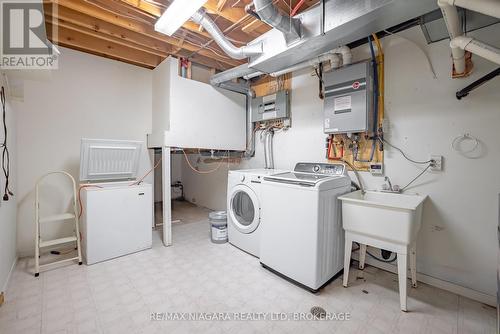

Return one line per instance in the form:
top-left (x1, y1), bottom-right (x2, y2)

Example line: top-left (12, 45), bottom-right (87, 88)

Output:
top-left (154, 0), bottom-right (207, 36)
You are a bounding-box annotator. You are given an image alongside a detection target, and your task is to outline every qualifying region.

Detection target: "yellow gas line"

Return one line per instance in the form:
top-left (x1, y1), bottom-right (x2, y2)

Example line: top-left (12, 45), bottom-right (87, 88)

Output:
top-left (371, 33), bottom-right (384, 126)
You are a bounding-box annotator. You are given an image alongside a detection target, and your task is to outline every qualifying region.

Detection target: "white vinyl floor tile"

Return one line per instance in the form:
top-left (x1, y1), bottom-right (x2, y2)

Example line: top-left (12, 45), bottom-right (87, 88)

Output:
top-left (0, 206), bottom-right (496, 334)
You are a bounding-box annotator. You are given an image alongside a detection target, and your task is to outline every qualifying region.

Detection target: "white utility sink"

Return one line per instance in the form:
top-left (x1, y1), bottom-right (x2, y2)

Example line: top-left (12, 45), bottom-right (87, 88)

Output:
top-left (339, 190), bottom-right (427, 312)
top-left (339, 190), bottom-right (427, 245)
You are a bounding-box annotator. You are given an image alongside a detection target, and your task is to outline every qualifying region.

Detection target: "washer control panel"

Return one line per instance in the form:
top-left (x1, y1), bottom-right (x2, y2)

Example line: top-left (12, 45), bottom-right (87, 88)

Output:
top-left (294, 163), bottom-right (346, 176)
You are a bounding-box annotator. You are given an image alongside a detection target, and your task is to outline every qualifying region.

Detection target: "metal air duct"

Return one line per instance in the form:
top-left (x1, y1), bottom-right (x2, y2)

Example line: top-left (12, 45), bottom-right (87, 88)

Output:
top-left (191, 10), bottom-right (263, 60)
top-left (253, 0), bottom-right (301, 42)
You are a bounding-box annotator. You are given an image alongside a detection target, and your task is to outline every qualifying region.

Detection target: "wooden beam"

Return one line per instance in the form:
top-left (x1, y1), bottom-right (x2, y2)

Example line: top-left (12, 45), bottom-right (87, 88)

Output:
top-left (176, 50), bottom-right (232, 71)
top-left (87, 0), bottom-right (157, 23)
top-left (116, 0), bottom-right (253, 46)
top-left (119, 0), bottom-right (164, 16)
top-left (45, 4), bottom-right (172, 56)
top-left (44, 5), bottom-right (232, 70)
top-left (174, 30), bottom-right (188, 52)
top-left (46, 16), bottom-right (169, 58)
top-left (204, 0), bottom-right (269, 36)
top-left (45, 6), bottom-right (170, 57)
top-left (50, 0), bottom-right (242, 68)
top-left (216, 0), bottom-right (229, 12)
top-left (46, 23), bottom-right (163, 68)
top-left (241, 18), bottom-right (265, 34)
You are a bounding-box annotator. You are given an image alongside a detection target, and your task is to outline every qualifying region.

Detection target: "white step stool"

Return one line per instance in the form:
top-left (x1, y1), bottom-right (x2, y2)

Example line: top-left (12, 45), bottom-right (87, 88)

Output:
top-left (35, 171), bottom-right (82, 277)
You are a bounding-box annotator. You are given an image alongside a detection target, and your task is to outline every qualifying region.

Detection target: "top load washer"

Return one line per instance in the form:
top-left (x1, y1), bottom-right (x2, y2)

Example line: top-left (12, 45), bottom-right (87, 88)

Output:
top-left (259, 163), bottom-right (351, 292)
top-left (227, 168), bottom-right (285, 257)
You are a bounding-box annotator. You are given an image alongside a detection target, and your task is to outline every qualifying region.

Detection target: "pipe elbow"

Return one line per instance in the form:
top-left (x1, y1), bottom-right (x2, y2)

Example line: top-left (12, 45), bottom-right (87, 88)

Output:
top-left (336, 46), bottom-right (352, 65)
top-left (241, 42), bottom-right (263, 57)
top-left (253, 0), bottom-right (300, 42)
top-left (450, 36), bottom-right (473, 50)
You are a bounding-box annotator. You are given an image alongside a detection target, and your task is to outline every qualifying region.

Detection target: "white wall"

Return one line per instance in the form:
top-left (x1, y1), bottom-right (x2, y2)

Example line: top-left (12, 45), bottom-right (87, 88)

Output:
top-left (15, 47), bottom-right (153, 256)
top-left (150, 57), bottom-right (247, 150)
top-left (0, 76), bottom-right (18, 292)
top-left (180, 25), bottom-right (500, 298)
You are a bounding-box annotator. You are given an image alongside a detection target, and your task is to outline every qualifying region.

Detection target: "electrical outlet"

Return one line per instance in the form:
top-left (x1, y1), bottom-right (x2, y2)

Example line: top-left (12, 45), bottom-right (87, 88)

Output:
top-left (430, 155), bottom-right (443, 171)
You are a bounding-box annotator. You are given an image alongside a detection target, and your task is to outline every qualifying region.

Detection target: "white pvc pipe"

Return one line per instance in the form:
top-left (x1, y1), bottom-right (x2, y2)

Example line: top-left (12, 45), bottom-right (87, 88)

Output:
top-left (450, 45), bottom-right (466, 74)
top-left (269, 46), bottom-right (351, 77)
top-left (437, 0), bottom-right (465, 73)
top-left (244, 48), bottom-right (347, 79)
top-left (243, 71), bottom-right (265, 80)
top-left (337, 46), bottom-right (353, 65)
top-left (451, 36), bottom-right (500, 66)
top-left (437, 0), bottom-right (462, 38)
top-left (443, 0), bottom-right (500, 20)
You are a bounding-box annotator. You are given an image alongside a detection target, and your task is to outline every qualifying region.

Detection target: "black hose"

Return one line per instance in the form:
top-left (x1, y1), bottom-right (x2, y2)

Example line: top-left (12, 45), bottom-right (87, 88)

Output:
top-left (354, 242), bottom-right (397, 263)
top-left (1, 86), bottom-right (13, 201)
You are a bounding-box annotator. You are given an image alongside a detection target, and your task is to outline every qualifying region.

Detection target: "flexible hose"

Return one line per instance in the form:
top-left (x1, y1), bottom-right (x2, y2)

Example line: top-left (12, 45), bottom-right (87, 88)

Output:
top-left (182, 150), bottom-right (225, 174)
top-left (341, 159), bottom-right (365, 195)
top-left (268, 130), bottom-right (275, 169)
top-left (263, 131), bottom-right (269, 169)
top-left (130, 159), bottom-right (161, 186)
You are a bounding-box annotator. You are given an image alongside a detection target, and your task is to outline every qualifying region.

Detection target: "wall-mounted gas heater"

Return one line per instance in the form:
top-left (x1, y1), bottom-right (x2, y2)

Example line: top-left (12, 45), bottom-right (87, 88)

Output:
top-left (323, 61), bottom-right (374, 134)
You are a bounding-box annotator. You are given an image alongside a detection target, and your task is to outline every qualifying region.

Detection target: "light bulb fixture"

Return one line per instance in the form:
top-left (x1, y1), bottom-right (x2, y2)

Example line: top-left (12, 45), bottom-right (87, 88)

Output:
top-left (154, 0), bottom-right (207, 36)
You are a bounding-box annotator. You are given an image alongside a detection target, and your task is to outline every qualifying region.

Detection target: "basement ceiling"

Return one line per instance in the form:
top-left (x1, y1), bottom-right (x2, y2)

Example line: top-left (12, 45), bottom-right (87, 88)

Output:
top-left (43, 0), bottom-right (320, 70)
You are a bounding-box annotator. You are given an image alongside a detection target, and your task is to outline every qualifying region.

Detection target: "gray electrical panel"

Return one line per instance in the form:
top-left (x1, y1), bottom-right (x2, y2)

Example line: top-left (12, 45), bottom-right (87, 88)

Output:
top-left (323, 61), bottom-right (374, 134)
top-left (251, 90), bottom-right (289, 123)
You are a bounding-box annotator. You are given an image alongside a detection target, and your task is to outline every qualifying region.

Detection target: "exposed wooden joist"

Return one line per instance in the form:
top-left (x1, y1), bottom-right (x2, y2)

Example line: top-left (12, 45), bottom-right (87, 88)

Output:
top-left (176, 49), bottom-right (231, 70)
top-left (204, 0), bottom-right (269, 36)
top-left (46, 22), bottom-right (162, 68)
top-left (45, 3), bottom-right (231, 71)
top-left (241, 18), bottom-right (265, 34)
top-left (46, 16), bottom-right (168, 58)
top-left (44, 0), bottom-right (318, 70)
top-left (119, 0), bottom-right (164, 16)
top-left (50, 0), bottom-right (243, 68)
top-left (217, 0), bottom-right (230, 12)
top-left (45, 6), bottom-right (170, 57)
top-left (88, 0), bottom-right (157, 23)
top-left (116, 0), bottom-right (253, 47)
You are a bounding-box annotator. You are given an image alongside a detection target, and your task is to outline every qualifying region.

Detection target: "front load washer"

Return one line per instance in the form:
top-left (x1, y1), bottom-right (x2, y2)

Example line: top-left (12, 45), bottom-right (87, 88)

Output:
top-left (260, 163), bottom-right (351, 292)
top-left (227, 169), bottom-right (285, 257)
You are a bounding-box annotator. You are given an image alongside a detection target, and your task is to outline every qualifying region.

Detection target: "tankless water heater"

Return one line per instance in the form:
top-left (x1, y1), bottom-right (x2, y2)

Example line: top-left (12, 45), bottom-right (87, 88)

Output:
top-left (323, 61), bottom-right (374, 134)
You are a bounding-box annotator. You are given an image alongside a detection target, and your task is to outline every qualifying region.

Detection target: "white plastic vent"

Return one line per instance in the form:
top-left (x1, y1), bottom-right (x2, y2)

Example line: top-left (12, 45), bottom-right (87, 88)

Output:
top-left (80, 139), bottom-right (142, 182)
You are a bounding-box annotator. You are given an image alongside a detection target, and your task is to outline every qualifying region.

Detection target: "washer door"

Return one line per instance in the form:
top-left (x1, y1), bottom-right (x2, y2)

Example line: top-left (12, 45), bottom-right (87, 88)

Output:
top-left (229, 184), bottom-right (260, 234)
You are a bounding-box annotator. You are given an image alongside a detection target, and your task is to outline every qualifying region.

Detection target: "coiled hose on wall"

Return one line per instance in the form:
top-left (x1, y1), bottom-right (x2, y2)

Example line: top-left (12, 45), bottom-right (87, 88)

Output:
top-left (1, 86), bottom-right (13, 201)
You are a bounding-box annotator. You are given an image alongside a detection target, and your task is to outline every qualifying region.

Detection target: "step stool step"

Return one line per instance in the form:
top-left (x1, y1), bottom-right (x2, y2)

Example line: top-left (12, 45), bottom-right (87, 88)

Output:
top-left (39, 236), bottom-right (77, 248)
top-left (39, 213), bottom-right (76, 223)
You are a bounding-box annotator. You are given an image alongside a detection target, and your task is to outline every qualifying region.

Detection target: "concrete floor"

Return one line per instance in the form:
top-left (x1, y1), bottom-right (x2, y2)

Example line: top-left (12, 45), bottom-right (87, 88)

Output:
top-left (0, 205), bottom-right (496, 334)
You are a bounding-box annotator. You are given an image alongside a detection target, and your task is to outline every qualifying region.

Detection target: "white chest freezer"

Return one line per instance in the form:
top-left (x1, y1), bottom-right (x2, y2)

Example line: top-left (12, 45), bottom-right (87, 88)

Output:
top-left (79, 139), bottom-right (153, 265)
